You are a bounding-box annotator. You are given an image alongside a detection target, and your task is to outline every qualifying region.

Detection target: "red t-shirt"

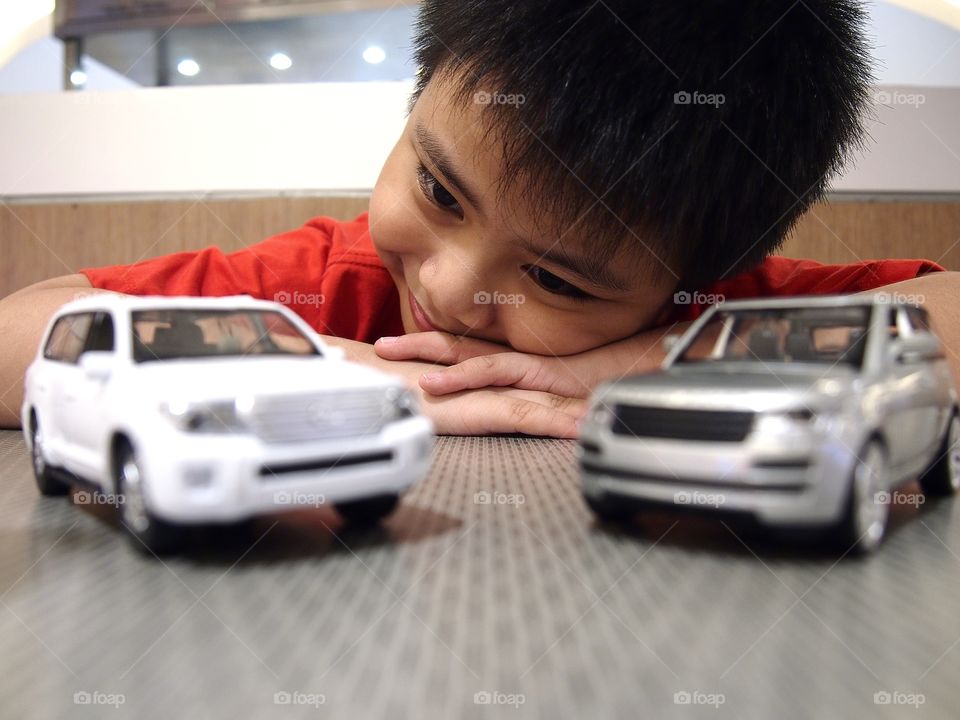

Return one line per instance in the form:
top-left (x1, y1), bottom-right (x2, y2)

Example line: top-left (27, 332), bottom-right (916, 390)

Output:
top-left (81, 213), bottom-right (944, 342)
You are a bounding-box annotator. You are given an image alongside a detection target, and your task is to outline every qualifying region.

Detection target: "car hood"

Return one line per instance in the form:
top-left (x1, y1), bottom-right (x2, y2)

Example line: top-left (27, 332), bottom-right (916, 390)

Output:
top-left (122, 356), bottom-right (400, 402)
top-left (599, 363), bottom-right (857, 413)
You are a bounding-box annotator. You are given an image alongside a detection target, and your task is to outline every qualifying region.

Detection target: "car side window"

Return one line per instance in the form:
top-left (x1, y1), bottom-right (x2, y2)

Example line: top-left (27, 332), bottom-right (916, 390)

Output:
top-left (886, 308), bottom-right (903, 339)
top-left (43, 313), bottom-right (94, 364)
top-left (904, 306), bottom-right (931, 334)
top-left (83, 312), bottom-right (116, 354)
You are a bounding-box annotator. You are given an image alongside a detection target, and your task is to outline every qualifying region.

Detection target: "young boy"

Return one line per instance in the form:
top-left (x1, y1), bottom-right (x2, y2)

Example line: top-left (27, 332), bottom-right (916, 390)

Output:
top-left (1, 0), bottom-right (956, 437)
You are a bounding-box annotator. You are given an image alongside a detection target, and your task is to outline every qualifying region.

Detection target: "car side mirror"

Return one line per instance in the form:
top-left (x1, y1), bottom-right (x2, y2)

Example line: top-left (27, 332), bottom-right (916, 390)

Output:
top-left (323, 346), bottom-right (346, 361)
top-left (79, 351), bottom-right (114, 380)
top-left (662, 334), bottom-right (681, 354)
top-left (893, 335), bottom-right (941, 364)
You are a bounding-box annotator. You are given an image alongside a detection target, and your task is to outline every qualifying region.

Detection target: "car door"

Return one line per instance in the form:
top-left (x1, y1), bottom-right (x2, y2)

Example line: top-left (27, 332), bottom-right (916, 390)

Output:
top-left (886, 307), bottom-right (936, 472)
top-left (40, 312), bottom-right (95, 468)
top-left (902, 307), bottom-right (949, 463)
top-left (63, 311), bottom-right (117, 480)
top-left (873, 307), bottom-right (919, 476)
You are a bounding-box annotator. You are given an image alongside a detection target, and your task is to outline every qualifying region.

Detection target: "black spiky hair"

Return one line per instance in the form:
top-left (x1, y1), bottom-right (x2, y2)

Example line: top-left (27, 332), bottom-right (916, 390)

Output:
top-left (411, 0), bottom-right (873, 290)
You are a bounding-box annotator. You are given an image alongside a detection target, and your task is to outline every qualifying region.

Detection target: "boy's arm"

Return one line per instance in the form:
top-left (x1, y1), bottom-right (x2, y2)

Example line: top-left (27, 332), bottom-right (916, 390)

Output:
top-left (0, 274), bottom-right (104, 428)
top-left (374, 271), bottom-right (960, 398)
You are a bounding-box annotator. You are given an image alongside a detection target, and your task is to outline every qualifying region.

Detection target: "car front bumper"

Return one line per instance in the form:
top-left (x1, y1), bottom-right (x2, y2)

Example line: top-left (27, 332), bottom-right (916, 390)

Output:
top-left (579, 416), bottom-right (858, 527)
top-left (134, 416), bottom-right (434, 523)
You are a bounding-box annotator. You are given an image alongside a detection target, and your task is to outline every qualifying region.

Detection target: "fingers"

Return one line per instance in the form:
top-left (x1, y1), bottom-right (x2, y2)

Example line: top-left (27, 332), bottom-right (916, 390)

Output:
top-left (419, 354), bottom-right (531, 395)
top-left (419, 353), bottom-right (593, 399)
top-left (374, 332), bottom-right (510, 364)
top-left (424, 387), bottom-right (587, 439)
top-left (465, 397), bottom-right (582, 439)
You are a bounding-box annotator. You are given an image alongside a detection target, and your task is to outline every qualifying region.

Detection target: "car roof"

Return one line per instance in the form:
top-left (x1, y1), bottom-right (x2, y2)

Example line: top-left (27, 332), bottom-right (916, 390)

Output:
top-left (56, 294), bottom-right (288, 315)
top-left (709, 294), bottom-right (912, 312)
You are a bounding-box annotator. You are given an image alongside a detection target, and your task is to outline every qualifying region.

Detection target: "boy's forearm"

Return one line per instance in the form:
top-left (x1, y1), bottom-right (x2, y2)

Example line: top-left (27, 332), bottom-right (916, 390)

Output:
top-left (0, 274), bottom-right (99, 428)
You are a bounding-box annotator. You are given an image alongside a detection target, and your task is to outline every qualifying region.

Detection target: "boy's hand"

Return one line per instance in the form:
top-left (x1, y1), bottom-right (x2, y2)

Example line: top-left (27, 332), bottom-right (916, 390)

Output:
top-left (373, 324), bottom-right (686, 398)
top-left (321, 335), bottom-right (586, 438)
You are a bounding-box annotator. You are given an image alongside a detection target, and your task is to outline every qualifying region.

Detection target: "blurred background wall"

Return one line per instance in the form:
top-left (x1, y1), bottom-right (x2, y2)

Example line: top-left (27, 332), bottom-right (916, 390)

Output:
top-left (0, 0), bottom-right (958, 297)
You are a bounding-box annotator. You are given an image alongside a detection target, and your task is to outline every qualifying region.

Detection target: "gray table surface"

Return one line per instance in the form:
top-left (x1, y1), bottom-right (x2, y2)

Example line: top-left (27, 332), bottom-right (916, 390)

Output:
top-left (1, 429), bottom-right (958, 719)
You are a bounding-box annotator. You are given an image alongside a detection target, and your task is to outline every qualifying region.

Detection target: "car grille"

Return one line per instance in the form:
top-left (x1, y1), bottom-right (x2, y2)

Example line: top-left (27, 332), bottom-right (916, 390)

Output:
top-left (249, 390), bottom-right (388, 444)
top-left (612, 405), bottom-right (755, 442)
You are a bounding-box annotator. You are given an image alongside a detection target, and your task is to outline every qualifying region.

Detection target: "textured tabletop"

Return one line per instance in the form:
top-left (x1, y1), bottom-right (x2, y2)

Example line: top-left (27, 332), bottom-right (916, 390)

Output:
top-left (1, 429), bottom-right (958, 719)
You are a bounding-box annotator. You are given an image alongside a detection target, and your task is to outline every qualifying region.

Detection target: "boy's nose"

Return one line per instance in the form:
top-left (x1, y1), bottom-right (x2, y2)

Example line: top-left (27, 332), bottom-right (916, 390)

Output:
top-left (419, 254), bottom-right (496, 332)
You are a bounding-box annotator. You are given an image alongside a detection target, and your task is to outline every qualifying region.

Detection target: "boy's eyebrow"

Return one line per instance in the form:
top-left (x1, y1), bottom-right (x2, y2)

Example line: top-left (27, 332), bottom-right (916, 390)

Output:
top-left (414, 123), bottom-right (631, 294)
top-left (414, 123), bottom-right (480, 208)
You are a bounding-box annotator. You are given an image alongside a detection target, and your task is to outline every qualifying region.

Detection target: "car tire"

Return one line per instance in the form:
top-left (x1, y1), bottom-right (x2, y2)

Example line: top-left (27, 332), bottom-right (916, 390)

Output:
top-left (115, 440), bottom-right (183, 554)
top-left (836, 441), bottom-right (889, 555)
top-left (30, 417), bottom-right (69, 496)
top-left (584, 494), bottom-right (638, 524)
top-left (335, 494), bottom-right (400, 524)
top-left (918, 413), bottom-right (960, 498)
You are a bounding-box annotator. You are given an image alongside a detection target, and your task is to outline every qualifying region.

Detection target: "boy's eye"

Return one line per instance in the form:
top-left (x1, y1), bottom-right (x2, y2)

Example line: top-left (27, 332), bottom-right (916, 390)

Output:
top-left (416, 164), bottom-right (462, 216)
top-left (524, 265), bottom-right (593, 302)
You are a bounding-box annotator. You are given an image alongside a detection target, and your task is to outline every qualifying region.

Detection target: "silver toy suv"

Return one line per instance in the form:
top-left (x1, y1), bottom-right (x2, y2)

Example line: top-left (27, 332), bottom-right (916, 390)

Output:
top-left (579, 295), bottom-right (959, 553)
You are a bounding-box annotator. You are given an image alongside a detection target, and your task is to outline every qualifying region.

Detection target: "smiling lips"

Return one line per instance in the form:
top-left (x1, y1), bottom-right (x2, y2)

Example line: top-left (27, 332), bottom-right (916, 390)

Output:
top-left (408, 288), bottom-right (440, 332)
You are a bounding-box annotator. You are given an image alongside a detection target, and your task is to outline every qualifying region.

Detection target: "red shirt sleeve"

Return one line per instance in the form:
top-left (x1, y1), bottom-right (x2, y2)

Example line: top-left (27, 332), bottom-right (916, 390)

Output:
top-left (671, 256), bottom-right (946, 323)
top-left (80, 213), bottom-right (405, 344)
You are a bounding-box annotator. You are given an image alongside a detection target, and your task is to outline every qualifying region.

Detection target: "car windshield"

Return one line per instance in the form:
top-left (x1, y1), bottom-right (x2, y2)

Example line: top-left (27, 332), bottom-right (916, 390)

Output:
top-left (676, 306), bottom-right (870, 367)
top-left (131, 309), bottom-right (320, 363)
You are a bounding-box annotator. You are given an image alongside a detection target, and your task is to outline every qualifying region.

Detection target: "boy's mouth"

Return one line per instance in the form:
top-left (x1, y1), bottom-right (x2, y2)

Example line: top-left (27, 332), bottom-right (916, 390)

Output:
top-left (408, 288), bottom-right (441, 333)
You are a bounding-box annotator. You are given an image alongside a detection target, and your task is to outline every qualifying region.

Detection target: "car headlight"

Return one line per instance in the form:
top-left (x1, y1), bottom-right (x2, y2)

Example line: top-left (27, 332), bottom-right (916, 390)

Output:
top-left (382, 386), bottom-right (417, 422)
top-left (160, 399), bottom-right (250, 434)
top-left (585, 402), bottom-right (614, 428)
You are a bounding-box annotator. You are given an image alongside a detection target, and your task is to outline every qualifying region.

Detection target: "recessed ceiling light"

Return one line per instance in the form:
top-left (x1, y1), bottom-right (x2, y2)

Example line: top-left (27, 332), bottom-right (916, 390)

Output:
top-left (69, 69), bottom-right (87, 86)
top-left (270, 52), bottom-right (293, 70)
top-left (177, 58), bottom-right (200, 77)
top-left (362, 46), bottom-right (386, 65)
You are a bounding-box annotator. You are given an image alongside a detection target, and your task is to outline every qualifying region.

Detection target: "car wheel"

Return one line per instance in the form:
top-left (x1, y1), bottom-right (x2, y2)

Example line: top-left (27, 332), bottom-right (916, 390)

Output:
top-left (584, 494), bottom-right (638, 524)
top-left (335, 494), bottom-right (400, 524)
top-left (918, 413), bottom-right (960, 498)
top-left (836, 442), bottom-right (889, 555)
top-left (30, 417), bottom-right (69, 496)
top-left (115, 441), bottom-right (182, 554)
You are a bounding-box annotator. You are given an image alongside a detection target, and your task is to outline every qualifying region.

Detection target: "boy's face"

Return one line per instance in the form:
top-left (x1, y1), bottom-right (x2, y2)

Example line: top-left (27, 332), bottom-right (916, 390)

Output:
top-left (368, 74), bottom-right (677, 356)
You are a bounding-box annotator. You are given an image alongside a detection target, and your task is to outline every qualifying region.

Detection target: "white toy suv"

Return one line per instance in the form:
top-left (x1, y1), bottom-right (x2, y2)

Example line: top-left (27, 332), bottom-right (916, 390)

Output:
top-left (22, 294), bottom-right (434, 552)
